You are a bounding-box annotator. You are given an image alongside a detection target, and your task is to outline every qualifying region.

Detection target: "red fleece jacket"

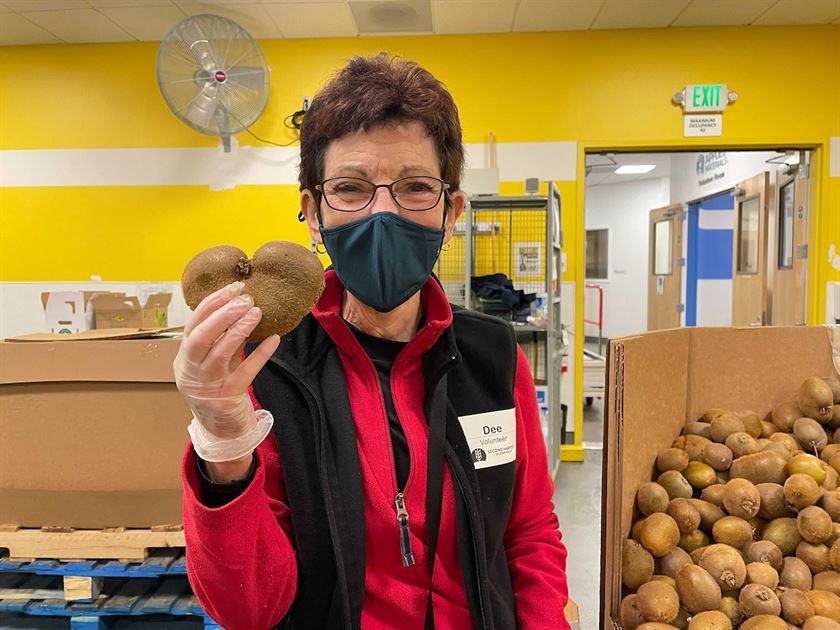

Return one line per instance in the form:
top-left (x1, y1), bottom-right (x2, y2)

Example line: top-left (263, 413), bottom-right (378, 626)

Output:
top-left (182, 275), bottom-right (570, 630)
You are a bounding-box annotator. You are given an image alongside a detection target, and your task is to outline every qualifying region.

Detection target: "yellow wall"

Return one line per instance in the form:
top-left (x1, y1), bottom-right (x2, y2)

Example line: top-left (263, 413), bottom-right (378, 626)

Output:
top-left (1, 26), bottom-right (838, 461)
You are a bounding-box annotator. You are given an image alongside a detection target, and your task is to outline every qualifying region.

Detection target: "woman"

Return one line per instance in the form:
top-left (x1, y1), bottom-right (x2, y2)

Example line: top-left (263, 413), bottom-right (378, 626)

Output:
top-left (175, 53), bottom-right (570, 630)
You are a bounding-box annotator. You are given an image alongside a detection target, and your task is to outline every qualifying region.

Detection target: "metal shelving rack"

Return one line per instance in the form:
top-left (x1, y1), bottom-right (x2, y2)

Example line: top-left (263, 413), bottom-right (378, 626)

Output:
top-left (436, 183), bottom-right (564, 476)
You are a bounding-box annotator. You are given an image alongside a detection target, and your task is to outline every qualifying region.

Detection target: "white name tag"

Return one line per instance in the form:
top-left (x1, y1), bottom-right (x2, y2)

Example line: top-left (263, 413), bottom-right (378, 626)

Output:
top-left (457, 408), bottom-right (517, 470)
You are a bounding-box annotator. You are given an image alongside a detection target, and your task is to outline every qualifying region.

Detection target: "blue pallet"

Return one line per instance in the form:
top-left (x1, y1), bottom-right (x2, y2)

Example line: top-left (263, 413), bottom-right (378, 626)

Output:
top-left (0, 550), bottom-right (187, 579)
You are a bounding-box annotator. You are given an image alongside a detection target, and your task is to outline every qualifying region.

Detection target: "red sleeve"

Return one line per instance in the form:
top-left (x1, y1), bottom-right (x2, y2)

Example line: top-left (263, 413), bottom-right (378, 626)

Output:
top-left (504, 346), bottom-right (570, 630)
top-left (181, 385), bottom-right (297, 630)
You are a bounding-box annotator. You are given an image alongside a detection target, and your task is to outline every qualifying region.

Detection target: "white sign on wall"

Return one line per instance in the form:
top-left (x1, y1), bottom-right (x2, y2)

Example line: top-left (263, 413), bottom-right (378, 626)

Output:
top-left (685, 114), bottom-right (723, 137)
top-left (515, 242), bottom-right (542, 276)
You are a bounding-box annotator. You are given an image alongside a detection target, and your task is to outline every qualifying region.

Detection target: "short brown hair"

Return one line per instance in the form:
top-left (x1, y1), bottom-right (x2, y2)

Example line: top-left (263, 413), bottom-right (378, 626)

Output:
top-left (299, 53), bottom-right (464, 204)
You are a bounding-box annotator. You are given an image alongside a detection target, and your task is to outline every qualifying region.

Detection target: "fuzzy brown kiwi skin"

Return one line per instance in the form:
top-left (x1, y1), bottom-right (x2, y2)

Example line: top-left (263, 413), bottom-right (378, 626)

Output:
top-left (738, 583), bottom-right (781, 617)
top-left (620, 594), bottom-right (647, 629)
top-left (658, 546), bottom-right (694, 579)
top-left (756, 483), bottom-right (790, 520)
top-left (722, 478), bottom-right (761, 520)
top-left (804, 616), bottom-right (840, 630)
top-left (746, 540), bottom-right (783, 570)
top-left (786, 473), bottom-right (823, 510)
top-left (729, 450), bottom-right (788, 485)
top-left (796, 416), bottom-right (830, 452)
top-left (779, 587), bottom-right (816, 626)
top-left (740, 616), bottom-right (788, 630)
top-left (698, 545), bottom-right (746, 591)
top-left (797, 541), bottom-right (833, 573)
top-left (637, 580), bottom-right (680, 623)
top-left (800, 377), bottom-right (835, 423)
top-left (667, 498), bottom-right (701, 534)
top-left (780, 556), bottom-right (814, 591)
top-left (763, 517), bottom-right (803, 556)
top-left (686, 610), bottom-right (731, 630)
top-left (773, 401), bottom-right (804, 432)
top-left (181, 245), bottom-right (246, 309)
top-left (814, 571), bottom-right (840, 597)
top-left (799, 505), bottom-right (834, 544)
top-left (658, 448), bottom-right (690, 473)
top-left (638, 482), bottom-right (671, 516)
top-left (744, 561), bottom-right (779, 589)
top-left (702, 444), bottom-right (734, 472)
top-left (623, 539), bottom-right (656, 589)
top-left (675, 564), bottom-right (722, 614)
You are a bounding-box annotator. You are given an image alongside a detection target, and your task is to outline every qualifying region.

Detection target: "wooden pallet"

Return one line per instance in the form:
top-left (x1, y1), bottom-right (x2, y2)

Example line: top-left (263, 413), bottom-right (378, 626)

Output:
top-left (0, 526), bottom-right (185, 562)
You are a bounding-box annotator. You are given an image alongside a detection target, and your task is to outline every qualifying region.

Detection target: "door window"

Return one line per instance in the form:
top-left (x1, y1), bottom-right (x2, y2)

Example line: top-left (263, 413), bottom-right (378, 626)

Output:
top-left (586, 228), bottom-right (608, 280)
top-left (737, 196), bottom-right (760, 274)
top-left (778, 182), bottom-right (794, 270)
top-left (653, 219), bottom-right (672, 276)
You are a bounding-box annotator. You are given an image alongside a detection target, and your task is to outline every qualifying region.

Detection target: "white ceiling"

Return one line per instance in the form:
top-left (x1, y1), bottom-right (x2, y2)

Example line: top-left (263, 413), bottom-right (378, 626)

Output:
top-left (1, 0), bottom-right (838, 46)
top-left (585, 152), bottom-right (673, 186)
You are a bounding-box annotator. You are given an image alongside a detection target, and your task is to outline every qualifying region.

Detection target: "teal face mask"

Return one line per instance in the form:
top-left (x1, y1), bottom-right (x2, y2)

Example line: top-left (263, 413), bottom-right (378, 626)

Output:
top-left (319, 212), bottom-right (445, 313)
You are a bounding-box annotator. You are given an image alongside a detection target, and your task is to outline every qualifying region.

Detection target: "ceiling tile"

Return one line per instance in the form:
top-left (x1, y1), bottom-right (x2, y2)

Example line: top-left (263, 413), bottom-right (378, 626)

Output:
top-left (753, 0), bottom-right (840, 24)
top-left (88, 1), bottom-right (175, 7)
top-left (432, 0), bottom-right (516, 34)
top-left (23, 9), bottom-right (135, 42)
top-left (350, 0), bottom-right (432, 34)
top-left (175, 1), bottom-right (282, 38)
top-left (672, 0), bottom-right (774, 26)
top-left (264, 2), bottom-right (357, 38)
top-left (0, 13), bottom-right (62, 44)
top-left (592, 0), bottom-right (691, 29)
top-left (2, 0), bottom-right (88, 9)
top-left (99, 5), bottom-right (187, 40)
top-left (514, 0), bottom-right (603, 32)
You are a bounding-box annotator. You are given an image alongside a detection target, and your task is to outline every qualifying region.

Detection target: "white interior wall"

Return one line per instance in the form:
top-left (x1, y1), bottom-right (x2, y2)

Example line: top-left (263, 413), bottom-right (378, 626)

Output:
top-left (583, 177), bottom-right (670, 340)
top-left (669, 151), bottom-right (784, 203)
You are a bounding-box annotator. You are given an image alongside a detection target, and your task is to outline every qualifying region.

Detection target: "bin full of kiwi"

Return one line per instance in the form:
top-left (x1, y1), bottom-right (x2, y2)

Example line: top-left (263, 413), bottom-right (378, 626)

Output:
top-left (621, 375), bottom-right (840, 630)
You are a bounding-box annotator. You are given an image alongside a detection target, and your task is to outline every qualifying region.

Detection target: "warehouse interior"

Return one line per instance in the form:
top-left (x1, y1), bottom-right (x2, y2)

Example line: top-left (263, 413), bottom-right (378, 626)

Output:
top-left (1, 1), bottom-right (839, 629)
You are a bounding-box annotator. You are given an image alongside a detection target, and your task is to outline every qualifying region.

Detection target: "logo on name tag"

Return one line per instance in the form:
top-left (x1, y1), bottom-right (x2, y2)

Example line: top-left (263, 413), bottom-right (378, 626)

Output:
top-left (458, 408), bottom-right (516, 470)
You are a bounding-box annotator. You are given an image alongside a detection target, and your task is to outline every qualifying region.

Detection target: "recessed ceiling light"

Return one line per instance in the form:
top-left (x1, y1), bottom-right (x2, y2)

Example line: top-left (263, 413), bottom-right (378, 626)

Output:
top-left (615, 165), bottom-right (656, 174)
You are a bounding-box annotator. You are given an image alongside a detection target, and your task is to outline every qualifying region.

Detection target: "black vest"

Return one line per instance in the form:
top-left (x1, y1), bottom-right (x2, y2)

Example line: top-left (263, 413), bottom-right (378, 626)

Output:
top-left (246, 305), bottom-right (519, 629)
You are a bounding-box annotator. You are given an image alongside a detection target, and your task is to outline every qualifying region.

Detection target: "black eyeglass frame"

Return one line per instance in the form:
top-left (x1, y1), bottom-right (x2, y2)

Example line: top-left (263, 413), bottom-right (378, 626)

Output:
top-left (315, 176), bottom-right (451, 213)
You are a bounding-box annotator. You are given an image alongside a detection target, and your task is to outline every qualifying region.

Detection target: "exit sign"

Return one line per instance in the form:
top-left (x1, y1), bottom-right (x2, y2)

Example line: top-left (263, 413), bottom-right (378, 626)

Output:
top-left (676, 84), bottom-right (736, 113)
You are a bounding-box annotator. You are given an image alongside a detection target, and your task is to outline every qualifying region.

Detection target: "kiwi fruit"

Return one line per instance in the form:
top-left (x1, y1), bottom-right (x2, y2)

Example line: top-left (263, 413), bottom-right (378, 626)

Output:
top-left (730, 450), bottom-right (788, 485)
top-left (722, 478), bottom-right (761, 520)
top-left (668, 498), bottom-right (702, 534)
top-left (659, 470), bottom-right (695, 500)
top-left (676, 564), bottom-right (722, 613)
top-left (770, 431), bottom-right (801, 457)
top-left (809, 590), bottom-right (840, 622)
top-left (702, 444), bottom-right (734, 472)
top-left (828, 522), bottom-right (840, 547)
top-left (799, 506), bottom-right (835, 544)
top-left (710, 414), bottom-right (746, 444)
top-left (636, 624), bottom-right (680, 630)
top-left (781, 556), bottom-right (814, 591)
top-left (687, 610), bottom-right (731, 630)
top-left (714, 471), bottom-right (728, 486)
top-left (815, 571), bottom-right (840, 596)
top-left (686, 461), bottom-right (718, 489)
top-left (774, 401), bottom-right (804, 432)
top-left (740, 616), bottom-right (788, 630)
top-left (658, 448), bottom-right (690, 473)
top-left (786, 473), bottom-right (823, 510)
top-left (798, 541), bottom-right (833, 573)
top-left (804, 617), bottom-right (840, 630)
top-left (684, 435), bottom-right (714, 461)
top-left (746, 540), bottom-right (783, 569)
top-left (699, 545), bottom-right (746, 591)
top-left (830, 452), bottom-right (840, 476)
top-left (652, 574), bottom-right (677, 589)
top-left (825, 377), bottom-right (840, 404)
top-left (639, 482), bottom-right (672, 516)
top-left (738, 582), bottom-right (781, 617)
top-left (796, 417), bottom-right (830, 454)
top-left (638, 580), bottom-right (680, 623)
top-left (718, 596), bottom-right (741, 628)
top-left (624, 538), bottom-right (656, 589)
top-left (658, 546), bottom-right (694, 578)
top-left (831, 539), bottom-right (840, 571)
top-left (800, 377), bottom-right (835, 423)
top-left (689, 498), bottom-right (726, 530)
top-left (701, 485), bottom-right (726, 507)
top-left (780, 587), bottom-right (816, 625)
top-left (632, 519), bottom-right (646, 542)
top-left (763, 517), bottom-right (803, 555)
top-left (725, 432), bottom-right (761, 459)
top-left (756, 483), bottom-right (790, 520)
top-left (738, 412), bottom-right (764, 439)
top-left (762, 439), bottom-right (794, 462)
top-left (760, 420), bottom-right (777, 439)
top-left (745, 516), bottom-right (766, 540)
top-left (621, 594), bottom-right (648, 629)
top-left (703, 408), bottom-right (729, 423)
top-left (686, 421), bottom-right (713, 439)
top-left (642, 513), bottom-right (682, 557)
top-left (712, 516), bottom-right (755, 549)
top-left (680, 529), bottom-right (711, 554)
top-left (825, 465), bottom-right (840, 491)
top-left (790, 453), bottom-right (830, 484)
top-left (823, 445), bottom-right (840, 463)
top-left (181, 242), bottom-right (325, 342)
top-left (744, 561), bottom-right (779, 588)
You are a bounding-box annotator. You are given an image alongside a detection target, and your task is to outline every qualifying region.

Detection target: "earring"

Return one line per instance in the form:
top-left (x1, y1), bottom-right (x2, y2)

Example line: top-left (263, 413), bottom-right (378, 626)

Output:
top-left (441, 243), bottom-right (451, 252)
top-left (315, 242), bottom-right (327, 255)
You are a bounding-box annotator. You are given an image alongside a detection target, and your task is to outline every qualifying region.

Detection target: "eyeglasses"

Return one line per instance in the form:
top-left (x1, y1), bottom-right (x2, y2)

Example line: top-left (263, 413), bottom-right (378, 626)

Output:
top-left (315, 176), bottom-right (449, 213)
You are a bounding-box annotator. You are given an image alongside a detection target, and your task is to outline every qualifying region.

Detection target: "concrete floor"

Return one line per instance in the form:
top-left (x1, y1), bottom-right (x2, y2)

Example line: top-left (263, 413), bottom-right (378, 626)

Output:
top-left (554, 396), bottom-right (604, 630)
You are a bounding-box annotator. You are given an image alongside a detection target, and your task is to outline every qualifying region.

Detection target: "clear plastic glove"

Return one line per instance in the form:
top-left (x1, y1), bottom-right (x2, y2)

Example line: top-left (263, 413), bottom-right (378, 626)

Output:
top-left (173, 281), bottom-right (281, 462)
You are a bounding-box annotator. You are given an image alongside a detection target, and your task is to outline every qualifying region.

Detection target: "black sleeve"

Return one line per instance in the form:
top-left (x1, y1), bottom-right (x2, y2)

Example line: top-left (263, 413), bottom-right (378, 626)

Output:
top-left (196, 454), bottom-right (258, 508)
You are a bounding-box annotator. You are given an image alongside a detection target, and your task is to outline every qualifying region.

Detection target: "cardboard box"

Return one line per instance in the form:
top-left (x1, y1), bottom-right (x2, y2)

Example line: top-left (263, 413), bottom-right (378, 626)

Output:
top-left (601, 326), bottom-right (840, 629)
top-left (0, 337), bottom-right (190, 529)
top-left (41, 291), bottom-right (103, 334)
top-left (92, 293), bottom-right (171, 330)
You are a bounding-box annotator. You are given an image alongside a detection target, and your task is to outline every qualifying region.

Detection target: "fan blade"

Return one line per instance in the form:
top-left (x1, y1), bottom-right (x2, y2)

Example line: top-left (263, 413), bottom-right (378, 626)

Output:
top-left (175, 20), bottom-right (220, 73)
top-left (224, 66), bottom-right (265, 95)
top-left (185, 82), bottom-right (221, 130)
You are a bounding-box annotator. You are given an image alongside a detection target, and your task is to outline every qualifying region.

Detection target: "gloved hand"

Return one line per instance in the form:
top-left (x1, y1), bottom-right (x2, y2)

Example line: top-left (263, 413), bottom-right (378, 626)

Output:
top-left (173, 281), bottom-right (281, 462)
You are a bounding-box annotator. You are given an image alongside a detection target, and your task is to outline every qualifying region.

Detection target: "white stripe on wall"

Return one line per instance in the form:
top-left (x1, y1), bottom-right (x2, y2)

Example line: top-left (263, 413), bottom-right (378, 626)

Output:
top-left (698, 209), bottom-right (734, 231)
top-left (0, 141), bottom-right (577, 189)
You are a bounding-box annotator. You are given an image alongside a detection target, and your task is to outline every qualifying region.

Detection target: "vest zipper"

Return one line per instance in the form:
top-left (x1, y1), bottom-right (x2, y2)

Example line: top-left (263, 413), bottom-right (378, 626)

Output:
top-left (394, 491), bottom-right (415, 567)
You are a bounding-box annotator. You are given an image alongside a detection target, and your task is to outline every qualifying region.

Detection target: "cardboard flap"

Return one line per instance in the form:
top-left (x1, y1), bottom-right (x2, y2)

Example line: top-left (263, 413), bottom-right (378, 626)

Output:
top-left (0, 337), bottom-right (182, 384)
top-left (92, 294), bottom-right (141, 311)
top-left (143, 293), bottom-right (172, 309)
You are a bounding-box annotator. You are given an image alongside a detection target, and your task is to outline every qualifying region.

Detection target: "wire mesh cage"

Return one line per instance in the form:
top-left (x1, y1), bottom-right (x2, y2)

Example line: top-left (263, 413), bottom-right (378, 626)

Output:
top-left (434, 214), bottom-right (468, 306)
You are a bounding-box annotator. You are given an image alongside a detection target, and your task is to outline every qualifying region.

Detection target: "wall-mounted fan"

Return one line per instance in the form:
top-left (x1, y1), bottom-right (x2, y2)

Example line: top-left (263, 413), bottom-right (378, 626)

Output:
top-left (157, 14), bottom-right (270, 152)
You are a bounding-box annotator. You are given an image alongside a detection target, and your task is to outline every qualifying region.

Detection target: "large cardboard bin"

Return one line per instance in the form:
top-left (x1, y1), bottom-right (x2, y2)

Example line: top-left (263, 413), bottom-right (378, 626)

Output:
top-left (601, 326), bottom-right (840, 629)
top-left (0, 337), bottom-right (190, 529)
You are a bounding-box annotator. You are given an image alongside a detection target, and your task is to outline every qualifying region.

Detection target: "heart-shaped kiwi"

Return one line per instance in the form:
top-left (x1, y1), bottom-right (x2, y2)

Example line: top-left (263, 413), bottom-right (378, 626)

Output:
top-left (181, 241), bottom-right (325, 342)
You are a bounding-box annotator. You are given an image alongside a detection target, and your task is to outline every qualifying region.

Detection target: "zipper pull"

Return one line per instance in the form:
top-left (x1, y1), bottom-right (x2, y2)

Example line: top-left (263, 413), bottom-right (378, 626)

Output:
top-left (394, 492), bottom-right (415, 567)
